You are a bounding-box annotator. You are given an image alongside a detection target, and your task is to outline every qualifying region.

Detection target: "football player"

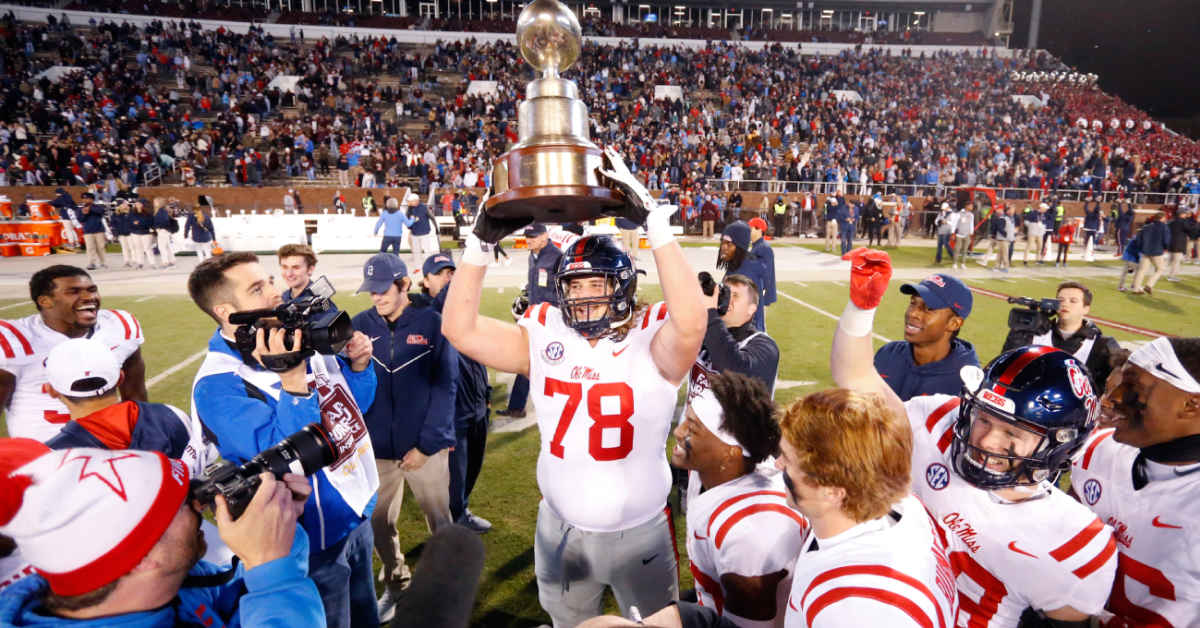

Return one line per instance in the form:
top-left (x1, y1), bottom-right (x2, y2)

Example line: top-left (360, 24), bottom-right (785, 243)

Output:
top-left (831, 248), bottom-right (1118, 628)
top-left (442, 147), bottom-right (706, 627)
top-left (0, 265), bottom-right (146, 442)
top-left (675, 371), bottom-right (805, 627)
top-left (1071, 336), bottom-right (1200, 626)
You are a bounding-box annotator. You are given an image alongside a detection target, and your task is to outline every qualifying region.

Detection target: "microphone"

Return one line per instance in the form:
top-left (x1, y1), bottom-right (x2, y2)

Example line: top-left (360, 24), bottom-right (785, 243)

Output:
top-left (390, 524), bottom-right (486, 628)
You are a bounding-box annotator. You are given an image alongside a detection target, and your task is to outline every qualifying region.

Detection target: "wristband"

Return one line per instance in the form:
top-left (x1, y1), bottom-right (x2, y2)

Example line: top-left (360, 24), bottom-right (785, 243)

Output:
top-left (461, 233), bottom-right (491, 267)
top-left (646, 206), bottom-right (676, 250)
top-left (838, 301), bottom-right (876, 337)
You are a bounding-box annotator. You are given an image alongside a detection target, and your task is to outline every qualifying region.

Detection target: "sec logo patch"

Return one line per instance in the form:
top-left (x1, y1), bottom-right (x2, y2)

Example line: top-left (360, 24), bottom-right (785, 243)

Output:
top-left (543, 341), bottom-right (565, 365)
top-left (926, 463), bottom-right (950, 491)
top-left (1082, 478), bottom-right (1102, 505)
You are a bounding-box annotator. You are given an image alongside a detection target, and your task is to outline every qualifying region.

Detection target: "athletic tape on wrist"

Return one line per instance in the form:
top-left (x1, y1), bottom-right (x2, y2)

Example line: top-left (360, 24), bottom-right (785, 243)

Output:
top-left (646, 206), bottom-right (676, 249)
top-left (461, 234), bottom-right (491, 267)
top-left (839, 301), bottom-right (877, 337)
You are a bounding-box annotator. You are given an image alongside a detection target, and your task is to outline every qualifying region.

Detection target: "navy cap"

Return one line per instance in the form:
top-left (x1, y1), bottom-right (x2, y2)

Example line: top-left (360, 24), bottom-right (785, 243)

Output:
top-left (523, 223), bottom-right (548, 237)
top-left (422, 252), bottom-right (456, 277)
top-left (721, 221), bottom-right (751, 251)
top-left (357, 253), bottom-right (408, 294)
top-left (900, 274), bottom-right (973, 319)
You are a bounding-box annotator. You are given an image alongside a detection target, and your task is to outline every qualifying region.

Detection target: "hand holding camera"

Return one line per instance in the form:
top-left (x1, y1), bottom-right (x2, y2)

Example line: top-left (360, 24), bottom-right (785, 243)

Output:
top-left (213, 472), bottom-right (311, 569)
top-left (253, 326), bottom-right (309, 392)
top-left (343, 331), bottom-right (373, 373)
top-left (698, 271), bottom-right (730, 316)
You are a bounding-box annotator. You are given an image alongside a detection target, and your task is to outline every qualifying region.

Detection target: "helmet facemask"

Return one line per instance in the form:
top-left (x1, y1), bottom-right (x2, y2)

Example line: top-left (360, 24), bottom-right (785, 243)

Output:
top-left (557, 270), bottom-right (635, 340)
top-left (951, 400), bottom-right (1073, 490)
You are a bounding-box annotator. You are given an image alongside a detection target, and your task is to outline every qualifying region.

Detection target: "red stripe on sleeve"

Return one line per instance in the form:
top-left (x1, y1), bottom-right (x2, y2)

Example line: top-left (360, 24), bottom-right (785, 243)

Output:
top-left (0, 321), bottom-right (34, 355)
top-left (1050, 518), bottom-right (1105, 562)
top-left (641, 307), bottom-right (652, 329)
top-left (130, 313), bottom-right (142, 339)
top-left (1072, 535), bottom-right (1117, 579)
top-left (924, 397), bottom-right (961, 435)
top-left (523, 305), bottom-right (534, 319)
top-left (714, 503), bottom-right (807, 549)
top-left (0, 331), bottom-right (13, 359)
top-left (801, 564), bottom-right (946, 628)
top-left (689, 563), bottom-right (725, 615)
top-left (537, 302), bottom-right (549, 326)
top-left (1079, 430), bottom-right (1114, 470)
top-left (706, 490), bottom-right (788, 538)
top-left (936, 426), bottom-right (955, 454)
top-left (806, 586), bottom-right (935, 628)
top-left (110, 310), bottom-right (132, 340)
top-left (656, 303), bottom-right (668, 321)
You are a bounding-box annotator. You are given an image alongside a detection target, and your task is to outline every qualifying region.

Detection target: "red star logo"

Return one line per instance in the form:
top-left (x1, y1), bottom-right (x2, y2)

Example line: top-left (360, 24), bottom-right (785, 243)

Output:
top-left (56, 451), bottom-right (139, 501)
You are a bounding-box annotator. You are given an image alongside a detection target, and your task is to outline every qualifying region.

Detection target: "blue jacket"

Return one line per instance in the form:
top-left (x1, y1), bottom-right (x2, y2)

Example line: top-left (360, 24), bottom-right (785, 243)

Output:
top-left (1082, 203), bottom-right (1102, 231)
top-left (374, 209), bottom-right (414, 237)
top-left (1121, 238), bottom-right (1141, 264)
top-left (79, 203), bottom-right (106, 234)
top-left (1135, 220), bottom-right (1169, 257)
top-left (110, 212), bottom-right (132, 237)
top-left (407, 203), bottom-right (435, 236)
top-left (874, 337), bottom-right (980, 401)
top-left (0, 527), bottom-right (324, 628)
top-left (723, 254), bottom-right (770, 331)
top-left (351, 304), bottom-right (457, 459)
top-left (185, 215), bottom-right (215, 243)
top-left (750, 238), bottom-right (776, 306)
top-left (129, 212), bottom-right (154, 235)
top-left (45, 401), bottom-right (197, 458)
top-left (527, 243), bottom-right (564, 306)
top-left (430, 289), bottom-right (491, 425)
top-left (191, 331), bottom-right (376, 551)
top-left (153, 207), bottom-right (176, 231)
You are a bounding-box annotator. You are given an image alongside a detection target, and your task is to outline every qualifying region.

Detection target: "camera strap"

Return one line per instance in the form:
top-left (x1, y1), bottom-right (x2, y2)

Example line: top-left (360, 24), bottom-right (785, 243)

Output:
top-left (180, 556), bottom-right (240, 589)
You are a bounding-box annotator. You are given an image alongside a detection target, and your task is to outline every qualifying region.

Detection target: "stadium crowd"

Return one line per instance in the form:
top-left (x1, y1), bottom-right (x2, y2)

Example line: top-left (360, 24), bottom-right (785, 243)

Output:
top-left (1, 11), bottom-right (1199, 208)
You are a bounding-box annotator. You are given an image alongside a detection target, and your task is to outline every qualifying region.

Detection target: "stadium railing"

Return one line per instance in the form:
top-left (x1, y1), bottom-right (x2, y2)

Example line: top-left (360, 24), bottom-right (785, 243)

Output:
top-left (711, 180), bottom-right (1197, 206)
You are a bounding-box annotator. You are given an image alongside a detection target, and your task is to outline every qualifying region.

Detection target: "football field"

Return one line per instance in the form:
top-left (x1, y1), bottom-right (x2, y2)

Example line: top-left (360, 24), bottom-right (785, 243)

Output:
top-left (2, 251), bottom-right (1199, 626)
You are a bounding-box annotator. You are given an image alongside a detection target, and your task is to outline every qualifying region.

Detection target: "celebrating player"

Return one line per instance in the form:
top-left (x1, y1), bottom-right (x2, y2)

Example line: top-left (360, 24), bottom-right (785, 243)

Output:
top-left (0, 265), bottom-right (147, 442)
top-left (442, 147), bottom-right (706, 627)
top-left (831, 248), bottom-right (1118, 627)
top-left (1071, 337), bottom-right (1200, 626)
top-left (675, 371), bottom-right (805, 627)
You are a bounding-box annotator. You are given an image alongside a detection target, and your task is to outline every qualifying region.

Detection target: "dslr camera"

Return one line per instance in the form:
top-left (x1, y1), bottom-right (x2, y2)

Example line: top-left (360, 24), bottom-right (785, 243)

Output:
top-left (698, 272), bottom-right (731, 316)
top-left (190, 423), bottom-right (336, 519)
top-left (230, 277), bottom-right (354, 372)
top-left (1006, 296), bottom-right (1059, 335)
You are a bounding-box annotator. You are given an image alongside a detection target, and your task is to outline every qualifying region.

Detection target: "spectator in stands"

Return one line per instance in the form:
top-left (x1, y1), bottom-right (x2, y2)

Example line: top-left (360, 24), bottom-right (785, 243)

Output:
top-left (874, 273), bottom-right (979, 400)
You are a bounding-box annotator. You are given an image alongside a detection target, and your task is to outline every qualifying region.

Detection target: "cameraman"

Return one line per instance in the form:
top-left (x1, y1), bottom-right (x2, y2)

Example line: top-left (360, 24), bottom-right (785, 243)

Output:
top-left (1002, 280), bottom-right (1121, 393)
top-left (0, 440), bottom-right (324, 627)
top-left (187, 252), bottom-right (380, 628)
top-left (691, 273), bottom-right (780, 398)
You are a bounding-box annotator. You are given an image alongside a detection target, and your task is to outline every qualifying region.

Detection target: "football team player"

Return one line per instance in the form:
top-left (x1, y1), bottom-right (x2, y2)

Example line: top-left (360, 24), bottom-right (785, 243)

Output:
top-left (0, 265), bottom-right (147, 442)
top-left (442, 147), bottom-right (707, 626)
top-left (1071, 336), bottom-right (1200, 626)
top-left (831, 248), bottom-right (1118, 627)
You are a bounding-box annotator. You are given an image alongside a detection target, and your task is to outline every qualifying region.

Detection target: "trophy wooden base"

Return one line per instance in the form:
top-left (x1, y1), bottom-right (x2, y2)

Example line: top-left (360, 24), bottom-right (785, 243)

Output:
top-left (485, 144), bottom-right (626, 223)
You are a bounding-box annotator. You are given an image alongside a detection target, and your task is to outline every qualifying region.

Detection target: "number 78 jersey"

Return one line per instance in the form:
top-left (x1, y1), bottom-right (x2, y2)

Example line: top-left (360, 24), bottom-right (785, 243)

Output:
top-left (520, 301), bottom-right (679, 532)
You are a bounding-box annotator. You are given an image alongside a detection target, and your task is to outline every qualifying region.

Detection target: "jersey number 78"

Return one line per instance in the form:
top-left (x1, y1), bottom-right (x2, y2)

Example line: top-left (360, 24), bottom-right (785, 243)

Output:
top-left (545, 377), bottom-right (635, 461)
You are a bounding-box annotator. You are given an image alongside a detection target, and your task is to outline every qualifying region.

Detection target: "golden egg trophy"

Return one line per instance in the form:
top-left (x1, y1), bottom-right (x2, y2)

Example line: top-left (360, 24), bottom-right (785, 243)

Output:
top-left (484, 0), bottom-right (624, 222)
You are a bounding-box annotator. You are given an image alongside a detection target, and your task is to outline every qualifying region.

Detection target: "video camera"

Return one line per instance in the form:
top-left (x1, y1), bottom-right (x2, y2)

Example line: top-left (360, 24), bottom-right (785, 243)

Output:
top-left (229, 276), bottom-right (354, 372)
top-left (1006, 296), bottom-right (1059, 335)
top-left (698, 271), bottom-right (731, 316)
top-left (190, 423), bottom-right (336, 519)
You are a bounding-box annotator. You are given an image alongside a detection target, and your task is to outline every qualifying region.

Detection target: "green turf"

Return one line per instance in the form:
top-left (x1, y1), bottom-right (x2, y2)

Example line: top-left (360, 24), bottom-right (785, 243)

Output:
top-left (4, 266), bottom-right (1200, 625)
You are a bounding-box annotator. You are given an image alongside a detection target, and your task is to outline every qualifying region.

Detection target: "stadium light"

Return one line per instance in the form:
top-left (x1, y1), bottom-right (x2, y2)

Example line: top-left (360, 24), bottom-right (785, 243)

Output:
top-left (913, 11), bottom-right (925, 15)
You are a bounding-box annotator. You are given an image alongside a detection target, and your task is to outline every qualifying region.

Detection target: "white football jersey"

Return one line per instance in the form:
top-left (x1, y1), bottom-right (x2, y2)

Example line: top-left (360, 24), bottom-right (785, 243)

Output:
top-left (520, 301), bottom-right (679, 532)
top-left (784, 495), bottom-right (958, 628)
top-left (1071, 428), bottom-right (1200, 627)
top-left (906, 395), bottom-right (1118, 627)
top-left (0, 310), bottom-right (144, 442)
top-left (687, 469), bottom-right (808, 626)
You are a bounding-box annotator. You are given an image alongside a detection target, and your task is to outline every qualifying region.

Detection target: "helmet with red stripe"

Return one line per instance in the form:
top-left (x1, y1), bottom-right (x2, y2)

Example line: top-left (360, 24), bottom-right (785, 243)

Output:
top-left (555, 235), bottom-right (637, 339)
top-left (951, 346), bottom-right (1100, 489)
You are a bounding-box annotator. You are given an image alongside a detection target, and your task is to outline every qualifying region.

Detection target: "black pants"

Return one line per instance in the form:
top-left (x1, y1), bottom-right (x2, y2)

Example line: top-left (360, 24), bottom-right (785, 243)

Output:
top-left (449, 414), bottom-right (490, 521)
top-left (774, 213), bottom-right (786, 238)
top-left (867, 223), bottom-right (883, 247)
top-left (380, 236), bottom-right (402, 254)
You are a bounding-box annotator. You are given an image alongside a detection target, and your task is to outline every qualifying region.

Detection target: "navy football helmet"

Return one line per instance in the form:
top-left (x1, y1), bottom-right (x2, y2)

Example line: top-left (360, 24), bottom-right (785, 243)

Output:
top-left (555, 235), bottom-right (637, 339)
top-left (951, 346), bottom-right (1100, 489)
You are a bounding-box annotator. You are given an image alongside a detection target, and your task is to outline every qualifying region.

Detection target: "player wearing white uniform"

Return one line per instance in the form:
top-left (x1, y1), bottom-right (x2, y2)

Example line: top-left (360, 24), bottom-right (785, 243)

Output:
top-left (831, 248), bottom-right (1117, 628)
top-left (442, 147), bottom-right (706, 627)
top-left (1071, 337), bottom-right (1200, 627)
top-left (0, 266), bottom-right (146, 442)
top-left (675, 372), bottom-right (806, 627)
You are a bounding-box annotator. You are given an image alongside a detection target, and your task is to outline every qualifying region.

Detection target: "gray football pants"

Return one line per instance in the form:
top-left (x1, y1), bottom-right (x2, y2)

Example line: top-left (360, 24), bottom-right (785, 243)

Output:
top-left (535, 501), bottom-right (678, 628)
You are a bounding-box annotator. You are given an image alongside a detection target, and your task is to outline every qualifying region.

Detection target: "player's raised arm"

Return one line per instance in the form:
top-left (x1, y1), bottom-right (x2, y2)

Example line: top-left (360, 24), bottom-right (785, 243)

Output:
top-left (830, 248), bottom-right (906, 419)
top-left (598, 147), bottom-right (705, 385)
top-left (442, 194), bottom-right (535, 376)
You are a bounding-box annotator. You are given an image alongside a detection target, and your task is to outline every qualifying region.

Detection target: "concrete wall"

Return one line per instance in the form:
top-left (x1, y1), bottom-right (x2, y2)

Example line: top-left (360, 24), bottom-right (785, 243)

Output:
top-left (932, 10), bottom-right (986, 34)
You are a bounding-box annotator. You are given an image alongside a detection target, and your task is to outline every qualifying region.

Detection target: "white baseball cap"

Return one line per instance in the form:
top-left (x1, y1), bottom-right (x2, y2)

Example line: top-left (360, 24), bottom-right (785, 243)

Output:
top-left (43, 337), bottom-right (121, 397)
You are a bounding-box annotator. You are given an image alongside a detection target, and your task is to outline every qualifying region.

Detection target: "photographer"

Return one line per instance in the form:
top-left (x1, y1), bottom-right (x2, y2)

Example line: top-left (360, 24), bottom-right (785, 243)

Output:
top-left (1002, 281), bottom-right (1121, 393)
top-left (691, 273), bottom-right (780, 399)
top-left (187, 252), bottom-right (380, 628)
top-left (0, 440), bottom-right (324, 627)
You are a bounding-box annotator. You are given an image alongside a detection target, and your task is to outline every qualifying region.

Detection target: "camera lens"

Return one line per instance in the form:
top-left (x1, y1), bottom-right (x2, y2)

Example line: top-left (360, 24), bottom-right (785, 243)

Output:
top-left (248, 423), bottom-right (338, 479)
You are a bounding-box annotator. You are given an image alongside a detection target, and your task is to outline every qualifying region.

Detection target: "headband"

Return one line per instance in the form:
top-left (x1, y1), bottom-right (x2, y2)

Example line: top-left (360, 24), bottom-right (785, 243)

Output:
top-left (1129, 337), bottom-right (1200, 394)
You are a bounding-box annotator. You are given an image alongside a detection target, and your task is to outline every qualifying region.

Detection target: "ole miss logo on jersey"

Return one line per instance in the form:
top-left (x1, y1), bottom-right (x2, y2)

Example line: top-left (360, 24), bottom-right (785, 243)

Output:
top-left (926, 462), bottom-right (950, 490)
top-left (406, 334), bottom-right (428, 345)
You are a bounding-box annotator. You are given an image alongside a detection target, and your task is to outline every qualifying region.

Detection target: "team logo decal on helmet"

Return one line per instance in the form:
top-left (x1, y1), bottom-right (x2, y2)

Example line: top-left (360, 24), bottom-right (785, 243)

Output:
top-left (951, 346), bottom-right (1099, 490)
top-left (555, 235), bottom-right (638, 340)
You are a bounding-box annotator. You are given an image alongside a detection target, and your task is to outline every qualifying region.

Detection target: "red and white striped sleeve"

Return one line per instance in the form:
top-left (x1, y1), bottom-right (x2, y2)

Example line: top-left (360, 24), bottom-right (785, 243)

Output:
top-left (795, 564), bottom-right (949, 628)
top-left (0, 319), bottom-right (36, 368)
top-left (709, 490), bottom-right (808, 579)
top-left (1031, 513), bottom-right (1119, 615)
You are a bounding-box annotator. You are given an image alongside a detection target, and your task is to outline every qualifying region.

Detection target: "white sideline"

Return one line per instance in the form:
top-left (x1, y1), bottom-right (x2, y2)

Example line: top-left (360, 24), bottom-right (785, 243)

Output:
top-left (776, 289), bottom-right (892, 344)
top-left (0, 302), bottom-right (28, 312)
top-left (146, 350), bottom-right (206, 390)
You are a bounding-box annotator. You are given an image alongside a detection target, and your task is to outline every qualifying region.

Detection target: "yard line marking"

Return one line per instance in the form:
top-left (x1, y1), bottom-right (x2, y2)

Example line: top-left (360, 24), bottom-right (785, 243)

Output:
top-left (146, 350), bottom-right (206, 390)
top-left (1154, 288), bottom-right (1200, 301)
top-left (776, 289), bottom-right (891, 343)
top-left (0, 302), bottom-right (29, 311)
top-left (791, 282), bottom-right (809, 288)
top-left (1022, 277), bottom-right (1047, 283)
top-left (135, 295), bottom-right (156, 303)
